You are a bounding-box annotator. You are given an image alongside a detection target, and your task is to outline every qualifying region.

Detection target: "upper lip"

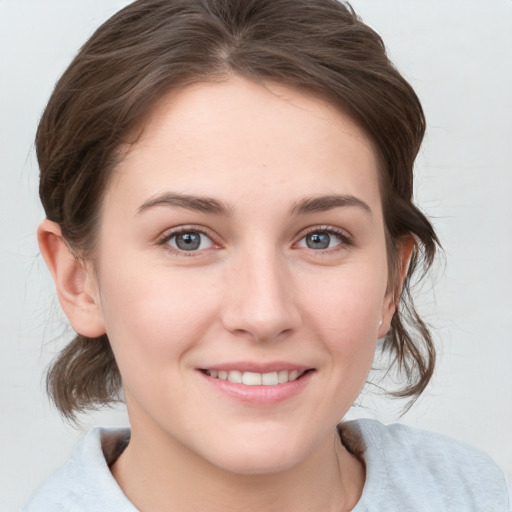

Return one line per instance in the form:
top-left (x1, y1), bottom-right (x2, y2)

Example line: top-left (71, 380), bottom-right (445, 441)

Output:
top-left (199, 362), bottom-right (313, 373)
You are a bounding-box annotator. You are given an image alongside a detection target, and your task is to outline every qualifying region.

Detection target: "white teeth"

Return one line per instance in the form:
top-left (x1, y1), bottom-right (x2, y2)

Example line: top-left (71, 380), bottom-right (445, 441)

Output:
top-left (262, 372), bottom-right (278, 385)
top-left (227, 370), bottom-right (242, 384)
top-left (242, 371), bottom-right (262, 385)
top-left (206, 369), bottom-right (305, 385)
top-left (278, 370), bottom-right (289, 384)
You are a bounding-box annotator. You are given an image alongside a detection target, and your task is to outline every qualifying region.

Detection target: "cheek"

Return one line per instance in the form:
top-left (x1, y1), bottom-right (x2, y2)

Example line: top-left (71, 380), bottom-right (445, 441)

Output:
top-left (301, 262), bottom-right (387, 335)
top-left (96, 258), bottom-right (220, 369)
top-left (298, 260), bottom-right (387, 377)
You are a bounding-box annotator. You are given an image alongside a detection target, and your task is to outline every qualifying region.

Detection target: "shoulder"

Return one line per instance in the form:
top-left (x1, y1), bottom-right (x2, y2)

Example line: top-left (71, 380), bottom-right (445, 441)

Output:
top-left (342, 419), bottom-right (510, 512)
top-left (22, 427), bottom-right (136, 512)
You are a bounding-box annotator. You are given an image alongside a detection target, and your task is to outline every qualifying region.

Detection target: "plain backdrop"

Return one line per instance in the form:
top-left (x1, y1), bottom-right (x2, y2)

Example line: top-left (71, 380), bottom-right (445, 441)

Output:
top-left (1, 0), bottom-right (511, 509)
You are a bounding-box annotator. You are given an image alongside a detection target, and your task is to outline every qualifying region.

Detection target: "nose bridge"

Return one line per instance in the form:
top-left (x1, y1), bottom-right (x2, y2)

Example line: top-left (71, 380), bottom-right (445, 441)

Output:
top-left (222, 243), bottom-right (300, 341)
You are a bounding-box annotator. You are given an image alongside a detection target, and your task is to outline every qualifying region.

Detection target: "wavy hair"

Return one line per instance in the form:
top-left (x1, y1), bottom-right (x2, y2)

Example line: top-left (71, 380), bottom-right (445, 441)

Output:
top-left (37, 0), bottom-right (439, 418)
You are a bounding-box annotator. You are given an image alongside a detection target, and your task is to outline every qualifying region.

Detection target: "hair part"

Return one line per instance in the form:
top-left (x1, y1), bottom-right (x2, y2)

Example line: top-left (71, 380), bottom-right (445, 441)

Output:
top-left (37, 0), bottom-right (440, 419)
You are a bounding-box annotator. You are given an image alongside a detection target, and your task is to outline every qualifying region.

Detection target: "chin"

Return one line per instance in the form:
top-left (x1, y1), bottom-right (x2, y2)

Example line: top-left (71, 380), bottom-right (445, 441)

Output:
top-left (212, 449), bottom-right (302, 476)
top-left (200, 427), bottom-right (312, 476)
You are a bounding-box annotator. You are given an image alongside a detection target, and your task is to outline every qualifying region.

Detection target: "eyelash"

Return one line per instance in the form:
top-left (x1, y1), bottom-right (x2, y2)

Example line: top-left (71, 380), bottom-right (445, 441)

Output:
top-left (296, 226), bottom-right (353, 253)
top-left (157, 225), bottom-right (218, 256)
top-left (157, 225), bottom-right (353, 256)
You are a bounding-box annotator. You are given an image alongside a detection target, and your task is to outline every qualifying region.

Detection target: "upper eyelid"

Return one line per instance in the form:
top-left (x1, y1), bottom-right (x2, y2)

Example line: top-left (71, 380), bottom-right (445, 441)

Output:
top-left (157, 225), bottom-right (217, 245)
top-left (297, 225), bottom-right (352, 240)
top-left (157, 227), bottom-right (221, 258)
top-left (156, 224), bottom-right (352, 247)
top-left (294, 227), bottom-right (354, 254)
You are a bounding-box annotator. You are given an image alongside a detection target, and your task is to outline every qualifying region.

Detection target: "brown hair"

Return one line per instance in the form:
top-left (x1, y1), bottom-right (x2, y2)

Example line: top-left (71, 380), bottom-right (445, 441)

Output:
top-left (37, 0), bottom-right (439, 418)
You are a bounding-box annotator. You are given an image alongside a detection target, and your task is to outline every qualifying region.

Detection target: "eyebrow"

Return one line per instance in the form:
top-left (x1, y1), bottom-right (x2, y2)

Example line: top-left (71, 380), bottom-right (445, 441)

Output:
top-left (137, 192), bottom-right (233, 216)
top-left (136, 192), bottom-right (371, 217)
top-left (289, 194), bottom-right (372, 216)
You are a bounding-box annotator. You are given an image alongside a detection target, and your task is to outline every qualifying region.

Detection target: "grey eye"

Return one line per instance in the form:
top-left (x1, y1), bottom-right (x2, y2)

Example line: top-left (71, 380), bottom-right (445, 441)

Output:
top-left (168, 231), bottom-right (213, 251)
top-left (297, 230), bottom-right (344, 250)
top-left (305, 232), bottom-right (331, 249)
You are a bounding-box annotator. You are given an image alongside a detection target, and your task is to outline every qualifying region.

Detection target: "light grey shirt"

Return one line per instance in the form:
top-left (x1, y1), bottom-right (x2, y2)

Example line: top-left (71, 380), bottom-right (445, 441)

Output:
top-left (23, 419), bottom-right (510, 511)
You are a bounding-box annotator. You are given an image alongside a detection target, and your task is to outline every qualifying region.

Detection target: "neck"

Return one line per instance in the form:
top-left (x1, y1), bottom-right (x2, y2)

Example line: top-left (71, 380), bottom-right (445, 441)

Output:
top-left (111, 420), bottom-right (365, 512)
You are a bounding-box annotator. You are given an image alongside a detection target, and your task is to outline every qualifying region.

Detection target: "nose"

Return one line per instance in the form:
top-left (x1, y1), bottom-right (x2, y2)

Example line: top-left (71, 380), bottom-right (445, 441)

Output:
top-left (221, 248), bottom-right (301, 343)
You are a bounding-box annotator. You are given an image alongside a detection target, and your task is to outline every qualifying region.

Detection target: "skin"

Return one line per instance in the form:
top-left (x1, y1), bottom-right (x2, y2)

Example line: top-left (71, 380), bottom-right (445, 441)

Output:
top-left (39, 77), bottom-right (411, 512)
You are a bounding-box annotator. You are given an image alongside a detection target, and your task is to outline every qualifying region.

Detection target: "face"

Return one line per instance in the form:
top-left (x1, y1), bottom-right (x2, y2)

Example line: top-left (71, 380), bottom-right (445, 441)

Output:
top-left (88, 77), bottom-right (396, 474)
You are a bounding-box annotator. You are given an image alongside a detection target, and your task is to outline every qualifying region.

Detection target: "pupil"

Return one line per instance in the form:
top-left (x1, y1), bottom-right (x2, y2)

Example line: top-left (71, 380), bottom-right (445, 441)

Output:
top-left (307, 232), bottom-right (330, 249)
top-left (176, 232), bottom-right (200, 250)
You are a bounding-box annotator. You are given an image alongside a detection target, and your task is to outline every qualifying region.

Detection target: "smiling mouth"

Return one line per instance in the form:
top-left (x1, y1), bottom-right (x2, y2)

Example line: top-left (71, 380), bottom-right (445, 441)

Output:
top-left (201, 369), bottom-right (311, 386)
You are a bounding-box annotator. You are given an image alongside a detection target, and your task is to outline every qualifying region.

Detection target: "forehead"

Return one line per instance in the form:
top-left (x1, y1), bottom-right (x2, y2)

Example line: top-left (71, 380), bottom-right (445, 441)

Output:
top-left (106, 77), bottom-right (381, 214)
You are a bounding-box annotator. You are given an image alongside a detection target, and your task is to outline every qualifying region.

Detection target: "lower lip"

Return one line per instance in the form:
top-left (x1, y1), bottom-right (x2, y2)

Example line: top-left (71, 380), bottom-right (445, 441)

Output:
top-left (197, 370), bottom-right (314, 406)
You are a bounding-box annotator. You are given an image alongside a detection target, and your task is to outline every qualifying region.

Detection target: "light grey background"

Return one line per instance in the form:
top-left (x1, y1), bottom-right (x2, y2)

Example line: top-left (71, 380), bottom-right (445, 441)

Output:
top-left (1, 1), bottom-right (511, 509)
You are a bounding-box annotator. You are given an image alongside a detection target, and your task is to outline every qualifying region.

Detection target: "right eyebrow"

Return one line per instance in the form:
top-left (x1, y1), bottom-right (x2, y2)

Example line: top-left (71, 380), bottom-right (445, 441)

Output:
top-left (136, 192), bottom-right (234, 216)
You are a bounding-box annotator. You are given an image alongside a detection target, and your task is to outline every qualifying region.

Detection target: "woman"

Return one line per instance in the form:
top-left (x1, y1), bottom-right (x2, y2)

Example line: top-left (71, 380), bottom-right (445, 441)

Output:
top-left (23, 0), bottom-right (509, 510)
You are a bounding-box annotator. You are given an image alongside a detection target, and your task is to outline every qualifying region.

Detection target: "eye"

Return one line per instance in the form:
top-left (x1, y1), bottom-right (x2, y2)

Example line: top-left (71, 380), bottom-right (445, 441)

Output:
top-left (165, 230), bottom-right (214, 252)
top-left (297, 229), bottom-right (348, 251)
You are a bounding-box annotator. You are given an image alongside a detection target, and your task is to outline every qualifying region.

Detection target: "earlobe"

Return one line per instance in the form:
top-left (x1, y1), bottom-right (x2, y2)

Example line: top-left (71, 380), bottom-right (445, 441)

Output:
top-left (37, 219), bottom-right (106, 338)
top-left (378, 235), bottom-right (415, 339)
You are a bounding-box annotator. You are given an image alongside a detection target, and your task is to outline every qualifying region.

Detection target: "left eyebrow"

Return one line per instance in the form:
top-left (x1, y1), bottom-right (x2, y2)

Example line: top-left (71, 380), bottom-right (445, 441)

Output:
top-left (136, 192), bottom-right (233, 216)
top-left (289, 194), bottom-right (372, 216)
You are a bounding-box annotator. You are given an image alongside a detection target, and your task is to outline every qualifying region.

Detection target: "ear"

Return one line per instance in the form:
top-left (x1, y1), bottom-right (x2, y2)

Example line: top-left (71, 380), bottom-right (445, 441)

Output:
top-left (378, 235), bottom-right (415, 339)
top-left (38, 219), bottom-right (106, 338)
